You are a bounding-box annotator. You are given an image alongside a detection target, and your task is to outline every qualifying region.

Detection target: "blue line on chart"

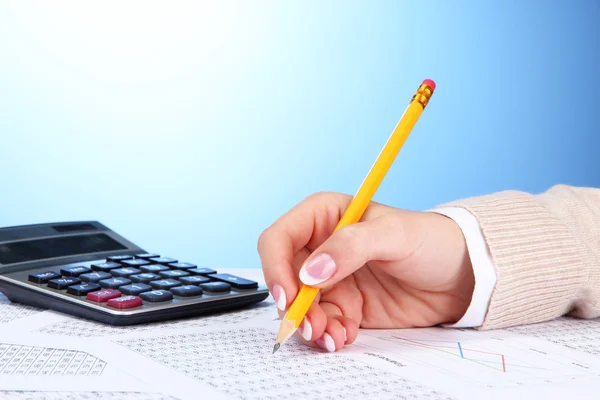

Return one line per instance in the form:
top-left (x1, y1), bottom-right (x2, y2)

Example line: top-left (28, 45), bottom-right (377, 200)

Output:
top-left (457, 342), bottom-right (464, 358)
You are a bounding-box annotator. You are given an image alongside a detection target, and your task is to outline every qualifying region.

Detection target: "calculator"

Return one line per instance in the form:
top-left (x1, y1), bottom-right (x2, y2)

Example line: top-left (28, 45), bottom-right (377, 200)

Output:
top-left (0, 221), bottom-right (269, 325)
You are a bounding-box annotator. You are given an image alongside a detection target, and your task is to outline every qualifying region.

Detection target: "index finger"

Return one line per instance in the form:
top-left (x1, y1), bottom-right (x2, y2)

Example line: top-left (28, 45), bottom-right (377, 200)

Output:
top-left (257, 192), bottom-right (352, 310)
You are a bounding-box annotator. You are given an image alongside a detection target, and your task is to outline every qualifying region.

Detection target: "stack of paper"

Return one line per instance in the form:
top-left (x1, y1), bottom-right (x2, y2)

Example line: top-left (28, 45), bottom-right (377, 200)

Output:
top-left (2, 269), bottom-right (600, 399)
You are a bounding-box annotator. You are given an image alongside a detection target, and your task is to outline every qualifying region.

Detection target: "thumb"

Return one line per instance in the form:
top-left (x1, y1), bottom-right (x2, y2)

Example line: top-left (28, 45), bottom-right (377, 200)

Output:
top-left (298, 215), bottom-right (407, 289)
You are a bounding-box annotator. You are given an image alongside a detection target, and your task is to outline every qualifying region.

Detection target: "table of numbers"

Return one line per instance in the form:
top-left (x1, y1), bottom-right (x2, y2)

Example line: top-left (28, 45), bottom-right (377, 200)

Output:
top-left (0, 344), bottom-right (106, 376)
top-left (116, 327), bottom-right (455, 400)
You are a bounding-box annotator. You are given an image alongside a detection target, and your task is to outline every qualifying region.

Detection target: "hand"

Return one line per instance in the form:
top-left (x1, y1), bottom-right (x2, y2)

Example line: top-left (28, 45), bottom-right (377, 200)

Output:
top-left (257, 192), bottom-right (475, 352)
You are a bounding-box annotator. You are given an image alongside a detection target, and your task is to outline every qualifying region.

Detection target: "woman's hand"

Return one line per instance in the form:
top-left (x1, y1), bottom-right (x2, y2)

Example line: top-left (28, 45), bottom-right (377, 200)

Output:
top-left (257, 192), bottom-right (475, 352)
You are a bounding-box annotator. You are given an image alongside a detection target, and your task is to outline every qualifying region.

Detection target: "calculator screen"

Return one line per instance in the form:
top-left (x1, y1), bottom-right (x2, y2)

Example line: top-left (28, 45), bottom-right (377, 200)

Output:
top-left (0, 233), bottom-right (127, 265)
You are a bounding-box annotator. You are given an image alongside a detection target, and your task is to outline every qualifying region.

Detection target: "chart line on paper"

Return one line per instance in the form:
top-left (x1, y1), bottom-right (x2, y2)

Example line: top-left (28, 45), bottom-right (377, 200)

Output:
top-left (379, 336), bottom-right (519, 373)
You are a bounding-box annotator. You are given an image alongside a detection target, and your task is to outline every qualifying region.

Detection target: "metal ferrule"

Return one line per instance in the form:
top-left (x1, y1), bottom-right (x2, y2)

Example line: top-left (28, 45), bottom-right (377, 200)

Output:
top-left (411, 83), bottom-right (434, 108)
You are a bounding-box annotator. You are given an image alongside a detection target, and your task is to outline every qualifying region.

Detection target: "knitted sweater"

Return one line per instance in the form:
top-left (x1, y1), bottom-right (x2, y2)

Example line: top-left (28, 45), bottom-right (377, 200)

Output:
top-left (441, 184), bottom-right (600, 330)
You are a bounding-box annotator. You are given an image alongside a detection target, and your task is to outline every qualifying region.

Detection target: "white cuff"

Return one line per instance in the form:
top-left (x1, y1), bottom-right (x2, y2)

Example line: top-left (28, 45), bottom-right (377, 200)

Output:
top-left (429, 207), bottom-right (497, 328)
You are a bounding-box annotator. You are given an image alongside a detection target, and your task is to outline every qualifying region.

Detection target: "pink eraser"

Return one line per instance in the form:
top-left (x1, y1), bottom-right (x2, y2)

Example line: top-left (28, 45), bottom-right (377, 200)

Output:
top-left (422, 79), bottom-right (436, 90)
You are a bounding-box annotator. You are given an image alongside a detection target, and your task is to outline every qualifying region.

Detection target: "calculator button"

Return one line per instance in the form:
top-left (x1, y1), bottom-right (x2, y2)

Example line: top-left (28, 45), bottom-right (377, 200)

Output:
top-left (170, 285), bottom-right (203, 298)
top-left (179, 276), bottom-right (211, 285)
top-left (140, 290), bottom-right (173, 303)
top-left (111, 267), bottom-right (142, 277)
top-left (60, 266), bottom-right (92, 277)
top-left (188, 268), bottom-right (217, 275)
top-left (149, 279), bottom-right (181, 290)
top-left (140, 264), bottom-right (169, 273)
top-left (99, 277), bottom-right (131, 289)
top-left (91, 262), bottom-right (121, 272)
top-left (121, 259), bottom-right (151, 268)
top-left (107, 255), bottom-right (133, 262)
top-left (119, 283), bottom-right (152, 296)
top-left (130, 273), bottom-right (161, 283)
top-left (168, 262), bottom-right (197, 270)
top-left (107, 295), bottom-right (142, 309)
top-left (47, 277), bottom-right (81, 290)
top-left (80, 271), bottom-right (112, 283)
top-left (86, 289), bottom-right (121, 303)
top-left (209, 273), bottom-right (258, 289)
top-left (149, 257), bottom-right (178, 264)
top-left (159, 270), bottom-right (190, 279)
top-left (67, 283), bottom-right (101, 296)
top-left (134, 253), bottom-right (160, 260)
top-left (199, 282), bottom-right (230, 293)
top-left (28, 271), bottom-right (61, 284)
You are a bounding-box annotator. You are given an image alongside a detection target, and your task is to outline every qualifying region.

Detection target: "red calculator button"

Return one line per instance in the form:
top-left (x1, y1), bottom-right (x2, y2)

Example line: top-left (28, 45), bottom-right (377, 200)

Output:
top-left (107, 295), bottom-right (143, 309)
top-left (86, 289), bottom-right (121, 303)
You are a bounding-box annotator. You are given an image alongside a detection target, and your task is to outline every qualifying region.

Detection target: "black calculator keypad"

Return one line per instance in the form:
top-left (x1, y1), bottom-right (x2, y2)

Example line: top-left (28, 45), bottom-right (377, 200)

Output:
top-left (210, 273), bottom-right (259, 289)
top-left (140, 290), bottom-right (173, 303)
top-left (130, 273), bottom-right (161, 283)
top-left (199, 282), bottom-right (230, 293)
top-left (178, 275), bottom-right (210, 285)
top-left (99, 277), bottom-right (131, 289)
top-left (119, 283), bottom-right (152, 296)
top-left (21, 251), bottom-right (262, 320)
top-left (170, 285), bottom-right (203, 297)
top-left (120, 259), bottom-right (151, 268)
top-left (91, 262), bottom-right (121, 272)
top-left (111, 268), bottom-right (142, 277)
top-left (67, 283), bottom-right (101, 296)
top-left (80, 271), bottom-right (112, 283)
top-left (149, 279), bottom-right (181, 290)
top-left (28, 271), bottom-right (61, 284)
top-left (60, 266), bottom-right (93, 277)
top-left (48, 277), bottom-right (81, 290)
top-left (159, 270), bottom-right (189, 279)
top-left (188, 268), bottom-right (217, 275)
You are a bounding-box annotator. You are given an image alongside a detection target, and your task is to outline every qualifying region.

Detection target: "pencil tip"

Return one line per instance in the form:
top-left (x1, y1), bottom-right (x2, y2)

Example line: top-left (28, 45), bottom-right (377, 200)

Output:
top-left (272, 343), bottom-right (280, 354)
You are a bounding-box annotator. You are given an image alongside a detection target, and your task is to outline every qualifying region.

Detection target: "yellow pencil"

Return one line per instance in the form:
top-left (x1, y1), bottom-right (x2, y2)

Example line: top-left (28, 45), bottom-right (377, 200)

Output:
top-left (273, 79), bottom-right (437, 353)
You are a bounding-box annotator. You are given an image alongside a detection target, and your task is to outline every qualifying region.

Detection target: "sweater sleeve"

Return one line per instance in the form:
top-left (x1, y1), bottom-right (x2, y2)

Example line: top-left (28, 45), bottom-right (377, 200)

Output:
top-left (437, 184), bottom-right (600, 330)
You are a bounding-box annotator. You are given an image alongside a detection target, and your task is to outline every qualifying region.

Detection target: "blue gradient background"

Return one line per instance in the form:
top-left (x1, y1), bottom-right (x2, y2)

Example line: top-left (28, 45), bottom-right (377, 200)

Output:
top-left (0, 1), bottom-right (598, 269)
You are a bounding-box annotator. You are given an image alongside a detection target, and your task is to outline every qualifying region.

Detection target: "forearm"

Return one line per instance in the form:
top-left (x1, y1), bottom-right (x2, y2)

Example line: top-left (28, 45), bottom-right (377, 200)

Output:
top-left (437, 184), bottom-right (600, 330)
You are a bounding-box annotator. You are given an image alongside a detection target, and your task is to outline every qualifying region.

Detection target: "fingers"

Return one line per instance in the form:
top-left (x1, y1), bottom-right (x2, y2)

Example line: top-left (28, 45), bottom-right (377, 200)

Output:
top-left (295, 301), bottom-right (359, 352)
top-left (257, 192), bottom-right (352, 310)
top-left (297, 213), bottom-right (408, 290)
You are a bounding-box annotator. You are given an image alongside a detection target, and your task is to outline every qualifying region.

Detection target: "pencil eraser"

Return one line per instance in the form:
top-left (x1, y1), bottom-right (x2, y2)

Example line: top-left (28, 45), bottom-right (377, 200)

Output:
top-left (422, 79), bottom-right (436, 91)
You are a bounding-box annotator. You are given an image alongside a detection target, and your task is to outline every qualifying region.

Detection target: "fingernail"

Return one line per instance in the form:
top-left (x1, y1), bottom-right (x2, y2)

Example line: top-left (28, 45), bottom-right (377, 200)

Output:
top-left (272, 284), bottom-right (286, 311)
top-left (299, 253), bottom-right (337, 285)
top-left (298, 317), bottom-right (312, 341)
top-left (343, 327), bottom-right (347, 342)
top-left (316, 333), bottom-right (335, 352)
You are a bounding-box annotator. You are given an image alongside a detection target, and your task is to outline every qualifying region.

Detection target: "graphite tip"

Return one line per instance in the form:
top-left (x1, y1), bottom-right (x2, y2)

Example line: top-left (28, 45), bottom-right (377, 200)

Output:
top-left (272, 343), bottom-right (281, 354)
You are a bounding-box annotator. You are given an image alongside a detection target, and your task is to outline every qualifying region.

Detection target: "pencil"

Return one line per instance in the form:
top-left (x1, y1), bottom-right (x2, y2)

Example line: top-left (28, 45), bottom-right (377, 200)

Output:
top-left (272, 79), bottom-right (437, 353)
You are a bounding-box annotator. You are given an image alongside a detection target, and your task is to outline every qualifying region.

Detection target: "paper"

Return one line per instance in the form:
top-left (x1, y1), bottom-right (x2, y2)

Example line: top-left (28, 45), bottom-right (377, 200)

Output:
top-left (112, 325), bottom-right (455, 400)
top-left (0, 343), bottom-right (105, 376)
top-left (505, 316), bottom-right (600, 356)
top-left (3, 269), bottom-right (600, 399)
top-left (30, 301), bottom-right (274, 338)
top-left (0, 293), bottom-right (42, 324)
top-left (0, 392), bottom-right (176, 400)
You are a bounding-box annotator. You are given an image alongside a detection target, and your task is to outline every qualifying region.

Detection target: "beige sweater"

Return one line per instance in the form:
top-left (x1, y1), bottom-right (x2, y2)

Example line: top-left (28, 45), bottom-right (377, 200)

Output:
top-left (441, 184), bottom-right (600, 330)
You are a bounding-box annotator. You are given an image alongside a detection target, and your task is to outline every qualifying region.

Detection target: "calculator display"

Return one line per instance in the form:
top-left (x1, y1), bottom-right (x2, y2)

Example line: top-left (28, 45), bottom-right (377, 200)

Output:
top-left (0, 233), bottom-right (127, 265)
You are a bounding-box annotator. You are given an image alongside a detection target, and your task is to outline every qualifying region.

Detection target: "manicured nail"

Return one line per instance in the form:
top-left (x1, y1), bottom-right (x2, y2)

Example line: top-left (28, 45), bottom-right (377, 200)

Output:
top-left (298, 317), bottom-right (312, 341)
top-left (343, 327), bottom-right (347, 342)
top-left (272, 284), bottom-right (286, 311)
top-left (316, 333), bottom-right (335, 352)
top-left (299, 253), bottom-right (337, 285)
